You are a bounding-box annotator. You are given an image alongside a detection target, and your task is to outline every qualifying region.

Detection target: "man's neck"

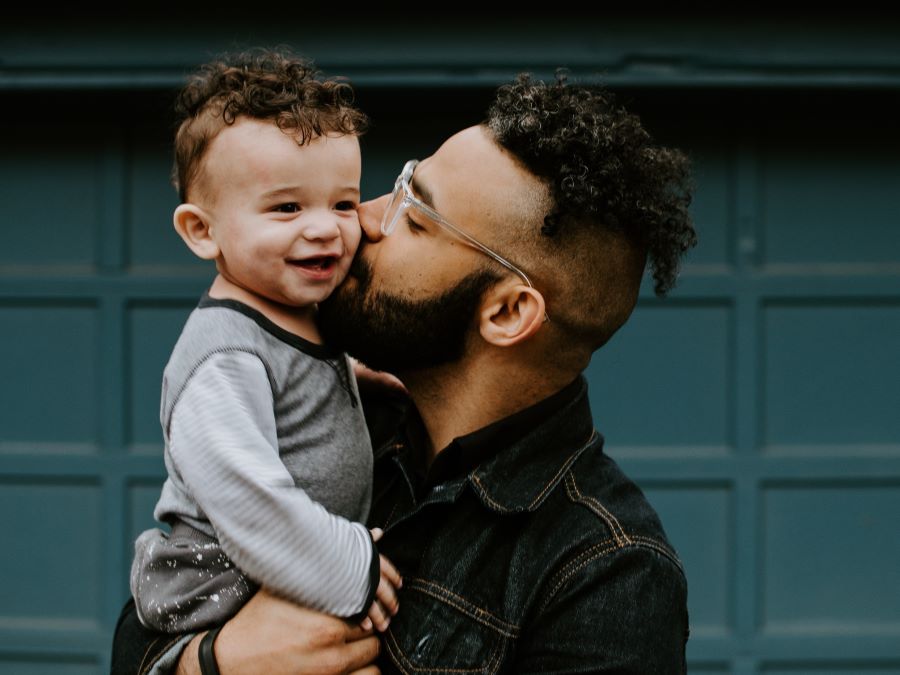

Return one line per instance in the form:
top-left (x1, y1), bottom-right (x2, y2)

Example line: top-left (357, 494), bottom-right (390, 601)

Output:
top-left (401, 353), bottom-right (577, 466)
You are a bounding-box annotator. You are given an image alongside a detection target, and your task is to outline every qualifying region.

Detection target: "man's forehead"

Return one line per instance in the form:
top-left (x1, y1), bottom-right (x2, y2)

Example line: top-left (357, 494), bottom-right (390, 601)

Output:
top-left (416, 126), bottom-right (532, 217)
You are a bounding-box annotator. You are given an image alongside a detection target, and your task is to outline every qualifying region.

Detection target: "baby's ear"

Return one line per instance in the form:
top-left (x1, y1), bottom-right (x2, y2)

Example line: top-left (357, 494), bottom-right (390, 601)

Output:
top-left (173, 204), bottom-right (219, 260)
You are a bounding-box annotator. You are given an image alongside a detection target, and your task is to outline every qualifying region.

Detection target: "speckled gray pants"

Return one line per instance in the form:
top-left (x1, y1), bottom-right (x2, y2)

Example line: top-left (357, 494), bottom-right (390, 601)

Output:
top-left (130, 521), bottom-right (257, 633)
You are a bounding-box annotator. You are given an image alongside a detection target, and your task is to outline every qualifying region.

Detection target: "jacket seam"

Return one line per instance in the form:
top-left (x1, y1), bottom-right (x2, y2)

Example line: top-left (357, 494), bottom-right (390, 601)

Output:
top-left (383, 500), bottom-right (401, 529)
top-left (526, 430), bottom-right (598, 509)
top-left (138, 636), bottom-right (185, 675)
top-left (469, 429), bottom-right (598, 513)
top-left (564, 471), bottom-right (632, 546)
top-left (630, 534), bottom-right (685, 572)
top-left (539, 537), bottom-right (684, 614)
top-left (405, 577), bottom-right (520, 637)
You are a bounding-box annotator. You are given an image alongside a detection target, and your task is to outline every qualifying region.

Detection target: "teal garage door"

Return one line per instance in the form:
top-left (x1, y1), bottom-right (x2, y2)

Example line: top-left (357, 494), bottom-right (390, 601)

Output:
top-left (1, 25), bottom-right (899, 674)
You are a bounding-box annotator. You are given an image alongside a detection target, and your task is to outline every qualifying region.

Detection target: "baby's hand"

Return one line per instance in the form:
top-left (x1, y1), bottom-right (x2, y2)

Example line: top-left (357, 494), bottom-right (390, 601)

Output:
top-left (349, 356), bottom-right (407, 395)
top-left (361, 528), bottom-right (402, 632)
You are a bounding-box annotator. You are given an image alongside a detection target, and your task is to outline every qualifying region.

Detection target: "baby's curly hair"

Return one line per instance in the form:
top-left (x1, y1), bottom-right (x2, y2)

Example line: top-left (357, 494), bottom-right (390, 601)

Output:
top-left (172, 47), bottom-right (368, 203)
top-left (486, 71), bottom-right (696, 297)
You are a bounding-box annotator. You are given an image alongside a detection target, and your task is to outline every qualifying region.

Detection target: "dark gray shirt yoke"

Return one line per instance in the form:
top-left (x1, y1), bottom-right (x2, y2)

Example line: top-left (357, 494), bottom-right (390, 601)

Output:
top-left (130, 296), bottom-right (375, 632)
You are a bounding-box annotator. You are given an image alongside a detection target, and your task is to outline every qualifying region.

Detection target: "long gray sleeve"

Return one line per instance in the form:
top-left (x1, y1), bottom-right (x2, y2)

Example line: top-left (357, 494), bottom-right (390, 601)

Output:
top-left (131, 300), bottom-right (376, 632)
top-left (163, 350), bottom-right (374, 617)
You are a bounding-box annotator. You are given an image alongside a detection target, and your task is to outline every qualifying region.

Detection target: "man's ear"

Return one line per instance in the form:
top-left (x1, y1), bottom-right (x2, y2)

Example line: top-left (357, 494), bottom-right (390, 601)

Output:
top-left (479, 283), bottom-right (547, 347)
top-left (173, 203), bottom-right (220, 260)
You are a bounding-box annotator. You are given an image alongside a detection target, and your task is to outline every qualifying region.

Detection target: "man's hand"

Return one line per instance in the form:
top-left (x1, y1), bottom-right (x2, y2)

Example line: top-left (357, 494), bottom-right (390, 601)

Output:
top-left (176, 589), bottom-right (380, 675)
top-left (362, 527), bottom-right (402, 632)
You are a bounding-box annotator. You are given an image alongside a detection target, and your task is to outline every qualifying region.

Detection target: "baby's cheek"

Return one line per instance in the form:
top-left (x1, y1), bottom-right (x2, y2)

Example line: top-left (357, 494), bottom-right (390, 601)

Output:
top-left (344, 217), bottom-right (363, 256)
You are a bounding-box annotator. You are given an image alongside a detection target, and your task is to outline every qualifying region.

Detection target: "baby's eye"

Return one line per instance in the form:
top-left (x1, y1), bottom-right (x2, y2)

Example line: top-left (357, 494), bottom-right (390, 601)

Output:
top-left (274, 203), bottom-right (301, 213)
top-left (335, 201), bottom-right (358, 211)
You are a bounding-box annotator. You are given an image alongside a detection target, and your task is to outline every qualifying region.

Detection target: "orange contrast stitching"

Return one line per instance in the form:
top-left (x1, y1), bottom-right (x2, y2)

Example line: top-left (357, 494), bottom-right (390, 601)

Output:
top-left (406, 577), bottom-right (520, 637)
top-left (564, 472), bottom-right (632, 546)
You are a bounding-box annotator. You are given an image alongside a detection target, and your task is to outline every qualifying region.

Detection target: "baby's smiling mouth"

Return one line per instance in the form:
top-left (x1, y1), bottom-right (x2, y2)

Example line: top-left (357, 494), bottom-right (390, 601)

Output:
top-left (288, 255), bottom-right (338, 271)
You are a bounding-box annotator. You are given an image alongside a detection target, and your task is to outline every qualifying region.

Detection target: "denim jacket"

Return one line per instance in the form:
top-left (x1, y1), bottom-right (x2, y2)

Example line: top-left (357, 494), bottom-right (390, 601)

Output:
top-left (111, 375), bottom-right (688, 674)
top-left (368, 376), bottom-right (688, 673)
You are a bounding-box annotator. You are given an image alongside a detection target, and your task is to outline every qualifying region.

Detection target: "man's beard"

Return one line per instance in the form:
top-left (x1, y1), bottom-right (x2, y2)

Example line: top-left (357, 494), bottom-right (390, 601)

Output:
top-left (318, 254), bottom-right (498, 374)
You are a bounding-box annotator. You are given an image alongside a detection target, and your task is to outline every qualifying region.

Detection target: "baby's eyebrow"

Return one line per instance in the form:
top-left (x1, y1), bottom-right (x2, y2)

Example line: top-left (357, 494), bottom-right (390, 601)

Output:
top-left (261, 185), bottom-right (360, 199)
top-left (261, 187), bottom-right (300, 199)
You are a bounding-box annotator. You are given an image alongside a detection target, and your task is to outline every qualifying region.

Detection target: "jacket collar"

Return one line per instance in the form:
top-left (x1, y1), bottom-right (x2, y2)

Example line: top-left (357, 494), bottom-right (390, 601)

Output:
top-left (466, 375), bottom-right (600, 514)
top-left (373, 375), bottom-right (600, 514)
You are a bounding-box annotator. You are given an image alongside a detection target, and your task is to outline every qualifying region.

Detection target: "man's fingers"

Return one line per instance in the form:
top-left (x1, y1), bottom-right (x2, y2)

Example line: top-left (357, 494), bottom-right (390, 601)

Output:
top-left (370, 527), bottom-right (384, 543)
top-left (334, 634), bottom-right (380, 671)
top-left (350, 668), bottom-right (381, 675)
top-left (210, 589), bottom-right (379, 675)
top-left (344, 618), bottom-right (376, 642)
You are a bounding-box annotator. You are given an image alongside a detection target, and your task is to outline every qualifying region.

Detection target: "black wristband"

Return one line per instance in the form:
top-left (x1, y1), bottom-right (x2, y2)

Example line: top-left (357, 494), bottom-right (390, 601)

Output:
top-left (198, 625), bottom-right (223, 675)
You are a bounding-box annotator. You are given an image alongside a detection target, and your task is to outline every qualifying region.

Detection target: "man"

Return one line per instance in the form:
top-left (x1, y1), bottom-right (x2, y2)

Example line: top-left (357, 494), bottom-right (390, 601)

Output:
top-left (112, 71), bottom-right (697, 674)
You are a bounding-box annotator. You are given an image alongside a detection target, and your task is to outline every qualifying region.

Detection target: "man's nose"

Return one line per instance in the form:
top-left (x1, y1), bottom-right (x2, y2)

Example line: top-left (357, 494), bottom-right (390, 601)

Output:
top-left (358, 193), bottom-right (390, 243)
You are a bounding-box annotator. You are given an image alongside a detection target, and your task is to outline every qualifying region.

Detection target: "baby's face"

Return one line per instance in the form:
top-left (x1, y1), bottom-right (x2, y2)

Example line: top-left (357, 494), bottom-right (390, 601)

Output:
top-left (198, 118), bottom-right (362, 309)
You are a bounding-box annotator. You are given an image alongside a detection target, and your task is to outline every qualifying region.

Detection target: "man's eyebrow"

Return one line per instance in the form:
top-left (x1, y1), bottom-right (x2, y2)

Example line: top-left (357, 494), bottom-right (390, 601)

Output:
top-left (410, 175), bottom-right (435, 209)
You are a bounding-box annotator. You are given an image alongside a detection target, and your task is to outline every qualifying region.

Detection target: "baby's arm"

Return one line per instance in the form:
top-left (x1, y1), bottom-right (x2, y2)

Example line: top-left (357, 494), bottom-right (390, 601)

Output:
top-left (166, 350), bottom-right (386, 620)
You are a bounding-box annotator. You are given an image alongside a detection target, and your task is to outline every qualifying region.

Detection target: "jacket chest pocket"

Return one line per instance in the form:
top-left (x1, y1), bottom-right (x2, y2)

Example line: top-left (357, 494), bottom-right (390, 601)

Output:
top-left (382, 577), bottom-right (518, 674)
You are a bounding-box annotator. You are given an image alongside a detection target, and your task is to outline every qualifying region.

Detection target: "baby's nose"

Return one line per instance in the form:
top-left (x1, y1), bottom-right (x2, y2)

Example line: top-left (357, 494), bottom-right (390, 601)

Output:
top-left (302, 216), bottom-right (341, 241)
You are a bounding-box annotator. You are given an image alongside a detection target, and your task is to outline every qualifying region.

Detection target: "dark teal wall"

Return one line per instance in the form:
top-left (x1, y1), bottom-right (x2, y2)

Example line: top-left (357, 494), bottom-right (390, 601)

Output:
top-left (1, 17), bottom-right (899, 674)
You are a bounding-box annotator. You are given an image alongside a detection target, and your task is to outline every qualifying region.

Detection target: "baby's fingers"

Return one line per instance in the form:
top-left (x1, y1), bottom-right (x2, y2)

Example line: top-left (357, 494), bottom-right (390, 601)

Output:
top-left (380, 554), bottom-right (402, 591)
top-left (376, 572), bottom-right (399, 618)
top-left (367, 598), bottom-right (390, 632)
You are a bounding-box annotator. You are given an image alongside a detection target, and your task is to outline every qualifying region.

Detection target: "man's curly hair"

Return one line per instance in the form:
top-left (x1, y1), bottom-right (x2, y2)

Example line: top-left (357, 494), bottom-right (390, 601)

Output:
top-left (172, 47), bottom-right (368, 203)
top-left (485, 71), bottom-right (696, 297)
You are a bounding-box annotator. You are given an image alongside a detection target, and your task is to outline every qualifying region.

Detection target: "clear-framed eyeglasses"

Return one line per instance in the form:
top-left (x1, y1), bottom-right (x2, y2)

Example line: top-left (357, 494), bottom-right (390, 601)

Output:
top-left (381, 159), bottom-right (540, 292)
